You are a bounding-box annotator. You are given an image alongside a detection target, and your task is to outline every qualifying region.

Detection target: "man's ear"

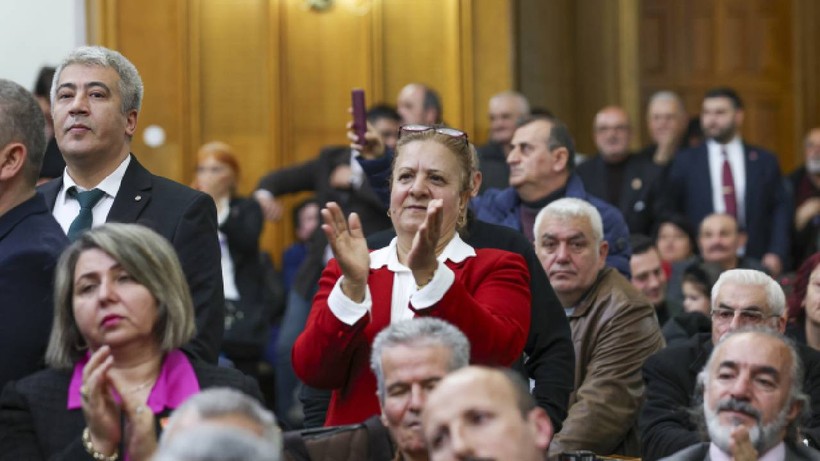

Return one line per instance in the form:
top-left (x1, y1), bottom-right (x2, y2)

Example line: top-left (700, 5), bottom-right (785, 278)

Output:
top-left (0, 143), bottom-right (27, 181)
top-left (124, 109), bottom-right (139, 137)
top-left (552, 147), bottom-right (569, 172)
top-left (737, 230), bottom-right (748, 250)
top-left (528, 408), bottom-right (554, 451)
top-left (598, 240), bottom-right (609, 269)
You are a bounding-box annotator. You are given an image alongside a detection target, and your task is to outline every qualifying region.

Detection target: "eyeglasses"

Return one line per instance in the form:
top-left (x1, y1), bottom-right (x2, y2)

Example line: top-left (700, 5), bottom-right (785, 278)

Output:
top-left (710, 307), bottom-right (779, 324)
top-left (398, 124), bottom-right (468, 146)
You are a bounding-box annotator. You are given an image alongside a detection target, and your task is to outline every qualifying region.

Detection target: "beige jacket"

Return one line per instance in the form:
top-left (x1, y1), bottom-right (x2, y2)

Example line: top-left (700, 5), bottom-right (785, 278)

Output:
top-left (549, 267), bottom-right (665, 458)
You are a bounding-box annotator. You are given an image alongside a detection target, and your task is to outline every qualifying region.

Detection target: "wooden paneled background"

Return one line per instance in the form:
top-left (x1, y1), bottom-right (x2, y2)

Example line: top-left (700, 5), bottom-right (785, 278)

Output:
top-left (86, 0), bottom-right (820, 261)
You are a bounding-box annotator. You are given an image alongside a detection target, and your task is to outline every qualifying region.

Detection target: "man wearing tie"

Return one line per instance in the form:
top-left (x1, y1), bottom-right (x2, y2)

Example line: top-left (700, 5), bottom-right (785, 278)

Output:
top-left (38, 46), bottom-right (224, 363)
top-left (661, 87), bottom-right (790, 276)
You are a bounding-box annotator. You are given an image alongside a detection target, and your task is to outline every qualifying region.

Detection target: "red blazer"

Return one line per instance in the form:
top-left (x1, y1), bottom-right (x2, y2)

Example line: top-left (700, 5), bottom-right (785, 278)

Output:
top-left (292, 248), bottom-right (532, 426)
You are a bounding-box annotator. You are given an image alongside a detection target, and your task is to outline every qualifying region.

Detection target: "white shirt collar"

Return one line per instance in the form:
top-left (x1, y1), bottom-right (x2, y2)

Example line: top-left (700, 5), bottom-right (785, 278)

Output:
top-left (369, 233), bottom-right (476, 271)
top-left (62, 154), bottom-right (131, 197)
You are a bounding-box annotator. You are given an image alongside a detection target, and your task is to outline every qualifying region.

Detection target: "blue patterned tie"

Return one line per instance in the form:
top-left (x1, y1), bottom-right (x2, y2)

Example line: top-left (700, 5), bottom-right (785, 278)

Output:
top-left (67, 187), bottom-right (106, 241)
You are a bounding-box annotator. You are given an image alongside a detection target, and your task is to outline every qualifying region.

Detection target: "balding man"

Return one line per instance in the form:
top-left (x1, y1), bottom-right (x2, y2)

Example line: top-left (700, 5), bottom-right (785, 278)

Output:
top-left (0, 79), bottom-right (69, 389)
top-left (637, 91), bottom-right (688, 166)
top-left (576, 105), bottom-right (663, 235)
top-left (640, 269), bottom-right (820, 459)
top-left (476, 91), bottom-right (531, 193)
top-left (422, 366), bottom-right (552, 461)
top-left (662, 329), bottom-right (819, 460)
top-left (396, 83), bottom-right (442, 125)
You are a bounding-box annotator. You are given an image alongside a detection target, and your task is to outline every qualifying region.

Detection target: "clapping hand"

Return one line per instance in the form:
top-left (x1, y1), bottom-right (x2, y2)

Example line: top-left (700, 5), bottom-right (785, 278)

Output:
top-left (406, 199), bottom-right (443, 286)
top-left (321, 202), bottom-right (370, 302)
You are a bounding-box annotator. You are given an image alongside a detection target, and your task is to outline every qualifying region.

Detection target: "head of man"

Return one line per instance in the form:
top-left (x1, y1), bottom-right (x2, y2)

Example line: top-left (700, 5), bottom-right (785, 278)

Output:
top-left (397, 83), bottom-right (442, 125)
top-left (367, 104), bottom-right (401, 150)
top-left (51, 46), bottom-right (142, 174)
top-left (710, 269), bottom-right (786, 346)
top-left (803, 128), bottom-right (820, 176)
top-left (508, 116), bottom-right (575, 202)
top-left (629, 234), bottom-right (667, 306)
top-left (422, 366), bottom-right (552, 461)
top-left (0, 78), bottom-right (47, 199)
top-left (370, 318), bottom-right (470, 460)
top-left (698, 213), bottom-right (745, 270)
top-left (534, 197), bottom-right (608, 308)
top-left (488, 91), bottom-right (530, 145)
top-left (593, 106), bottom-right (632, 164)
top-left (646, 91), bottom-right (687, 146)
top-left (701, 87), bottom-right (744, 144)
top-left (699, 329), bottom-right (808, 455)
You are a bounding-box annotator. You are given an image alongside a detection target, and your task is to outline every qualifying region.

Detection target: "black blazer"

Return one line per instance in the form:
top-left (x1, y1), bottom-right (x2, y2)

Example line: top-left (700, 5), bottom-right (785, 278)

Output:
top-left (38, 155), bottom-right (225, 363)
top-left (639, 332), bottom-right (820, 461)
top-left (0, 360), bottom-right (262, 460)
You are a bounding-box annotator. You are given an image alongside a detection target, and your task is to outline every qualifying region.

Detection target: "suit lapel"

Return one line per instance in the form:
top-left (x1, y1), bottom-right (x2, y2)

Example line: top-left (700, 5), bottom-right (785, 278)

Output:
top-left (38, 176), bottom-right (63, 210)
top-left (742, 144), bottom-right (760, 224)
top-left (106, 155), bottom-right (152, 223)
top-left (693, 145), bottom-right (714, 214)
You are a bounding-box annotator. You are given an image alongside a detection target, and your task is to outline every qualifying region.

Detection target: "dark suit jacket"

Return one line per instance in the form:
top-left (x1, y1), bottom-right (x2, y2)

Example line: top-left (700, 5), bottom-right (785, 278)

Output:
top-left (257, 145), bottom-right (392, 298)
top-left (38, 155), bottom-right (224, 363)
top-left (476, 141), bottom-right (510, 194)
top-left (365, 215), bottom-right (575, 432)
top-left (639, 332), bottom-right (820, 461)
top-left (662, 143), bottom-right (791, 262)
top-left (0, 359), bottom-right (262, 460)
top-left (0, 193), bottom-right (69, 389)
top-left (576, 153), bottom-right (663, 235)
top-left (660, 441), bottom-right (820, 461)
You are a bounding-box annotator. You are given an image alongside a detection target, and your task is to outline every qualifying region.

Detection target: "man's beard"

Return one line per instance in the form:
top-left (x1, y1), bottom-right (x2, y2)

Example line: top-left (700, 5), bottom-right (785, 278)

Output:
top-left (704, 397), bottom-right (790, 454)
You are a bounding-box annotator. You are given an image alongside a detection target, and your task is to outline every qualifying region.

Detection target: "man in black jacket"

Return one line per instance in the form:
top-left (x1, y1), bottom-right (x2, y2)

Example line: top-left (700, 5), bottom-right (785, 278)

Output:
top-left (639, 269), bottom-right (820, 460)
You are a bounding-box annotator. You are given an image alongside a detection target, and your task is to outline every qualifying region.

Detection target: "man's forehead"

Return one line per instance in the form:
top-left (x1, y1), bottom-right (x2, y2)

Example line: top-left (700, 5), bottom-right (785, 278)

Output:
top-left (700, 216), bottom-right (736, 234)
top-left (715, 282), bottom-right (769, 309)
top-left (702, 97), bottom-right (734, 110)
top-left (712, 334), bottom-right (791, 372)
top-left (539, 216), bottom-right (593, 239)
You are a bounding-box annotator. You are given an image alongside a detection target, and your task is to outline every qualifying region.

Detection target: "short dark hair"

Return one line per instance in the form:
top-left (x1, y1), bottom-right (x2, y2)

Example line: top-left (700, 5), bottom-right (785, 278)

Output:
top-left (517, 115), bottom-right (577, 172)
top-left (704, 87), bottom-right (743, 110)
top-left (33, 66), bottom-right (56, 98)
top-left (630, 234), bottom-right (656, 256)
top-left (292, 197), bottom-right (319, 229)
top-left (366, 104), bottom-right (400, 124)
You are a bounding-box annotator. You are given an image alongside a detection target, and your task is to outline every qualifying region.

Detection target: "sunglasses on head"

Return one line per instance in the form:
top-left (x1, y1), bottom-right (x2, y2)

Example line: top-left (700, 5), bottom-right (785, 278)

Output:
top-left (398, 124), bottom-right (468, 146)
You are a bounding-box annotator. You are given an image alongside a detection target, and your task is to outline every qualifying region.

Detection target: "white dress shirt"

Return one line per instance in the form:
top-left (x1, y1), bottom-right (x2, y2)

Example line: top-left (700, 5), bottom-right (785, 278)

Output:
top-left (707, 137), bottom-right (746, 227)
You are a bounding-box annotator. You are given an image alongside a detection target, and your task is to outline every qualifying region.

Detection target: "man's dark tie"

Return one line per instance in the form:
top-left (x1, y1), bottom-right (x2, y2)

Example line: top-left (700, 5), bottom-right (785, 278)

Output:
top-left (67, 187), bottom-right (106, 241)
top-left (721, 147), bottom-right (737, 218)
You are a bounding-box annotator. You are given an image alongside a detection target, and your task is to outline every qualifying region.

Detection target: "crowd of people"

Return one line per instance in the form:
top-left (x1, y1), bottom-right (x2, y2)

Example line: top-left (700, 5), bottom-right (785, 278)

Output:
top-left (2, 44), bottom-right (820, 461)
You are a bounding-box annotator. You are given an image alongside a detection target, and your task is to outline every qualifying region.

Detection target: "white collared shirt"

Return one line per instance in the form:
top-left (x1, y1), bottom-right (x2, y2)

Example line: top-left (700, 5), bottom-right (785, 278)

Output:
top-left (707, 137), bottom-right (746, 227)
top-left (52, 155), bottom-right (132, 234)
top-left (327, 233), bottom-right (477, 325)
top-left (709, 440), bottom-right (785, 461)
top-left (216, 197), bottom-right (241, 301)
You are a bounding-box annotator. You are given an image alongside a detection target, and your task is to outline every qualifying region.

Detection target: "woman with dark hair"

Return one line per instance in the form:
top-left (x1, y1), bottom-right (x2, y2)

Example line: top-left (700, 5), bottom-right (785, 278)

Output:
top-left (786, 252), bottom-right (820, 349)
top-left (0, 224), bottom-right (261, 460)
top-left (661, 261), bottom-right (719, 346)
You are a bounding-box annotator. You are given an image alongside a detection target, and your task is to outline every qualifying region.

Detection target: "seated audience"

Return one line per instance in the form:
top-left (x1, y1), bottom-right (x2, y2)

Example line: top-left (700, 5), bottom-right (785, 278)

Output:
top-left (639, 269), bottom-right (820, 460)
top-left (0, 224), bottom-right (262, 460)
top-left (654, 214), bottom-right (698, 266)
top-left (476, 90), bottom-right (530, 193)
top-left (0, 78), bottom-right (69, 390)
top-left (194, 141), bottom-right (271, 377)
top-left (285, 318), bottom-right (470, 461)
top-left (292, 125), bottom-right (531, 426)
top-left (630, 234), bottom-right (678, 325)
top-left (533, 198), bottom-right (664, 457)
top-left (786, 252), bottom-right (820, 349)
top-left (636, 90), bottom-right (688, 166)
top-left (662, 329), bottom-right (819, 461)
top-left (153, 425), bottom-right (280, 461)
top-left (789, 128), bottom-right (820, 269)
top-left (422, 366), bottom-right (552, 461)
top-left (282, 198), bottom-right (320, 294)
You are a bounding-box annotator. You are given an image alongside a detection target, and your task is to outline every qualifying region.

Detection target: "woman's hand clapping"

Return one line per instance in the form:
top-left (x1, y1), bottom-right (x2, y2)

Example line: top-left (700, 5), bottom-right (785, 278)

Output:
top-left (321, 202), bottom-right (370, 302)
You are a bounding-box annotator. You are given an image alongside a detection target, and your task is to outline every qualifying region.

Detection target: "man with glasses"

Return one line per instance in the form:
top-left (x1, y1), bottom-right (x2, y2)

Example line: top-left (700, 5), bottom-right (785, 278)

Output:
top-left (639, 269), bottom-right (820, 460)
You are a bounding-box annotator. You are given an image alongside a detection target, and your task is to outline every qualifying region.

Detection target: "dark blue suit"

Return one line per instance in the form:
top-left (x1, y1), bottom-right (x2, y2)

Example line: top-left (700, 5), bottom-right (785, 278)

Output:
top-left (0, 193), bottom-right (69, 389)
top-left (663, 143), bottom-right (791, 263)
top-left (38, 156), bottom-right (224, 363)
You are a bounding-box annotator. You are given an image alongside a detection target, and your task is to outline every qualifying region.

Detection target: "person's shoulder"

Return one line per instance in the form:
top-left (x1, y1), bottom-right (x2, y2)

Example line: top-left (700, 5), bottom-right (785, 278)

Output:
top-left (468, 218), bottom-right (531, 251)
top-left (6, 368), bottom-right (72, 397)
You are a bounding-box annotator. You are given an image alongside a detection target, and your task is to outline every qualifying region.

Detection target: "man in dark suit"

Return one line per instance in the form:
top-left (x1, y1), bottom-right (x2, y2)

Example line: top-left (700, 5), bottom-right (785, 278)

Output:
top-left (0, 79), bottom-right (69, 389)
top-left (577, 105), bottom-right (663, 235)
top-left (639, 269), bottom-right (820, 460)
top-left (662, 87), bottom-right (790, 276)
top-left (661, 329), bottom-right (820, 461)
top-left (38, 46), bottom-right (223, 363)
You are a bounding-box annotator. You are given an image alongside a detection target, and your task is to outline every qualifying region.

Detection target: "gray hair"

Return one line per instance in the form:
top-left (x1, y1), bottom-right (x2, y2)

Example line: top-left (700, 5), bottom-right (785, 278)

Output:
top-left (534, 197), bottom-right (604, 246)
top-left (648, 90), bottom-right (686, 113)
top-left (46, 223), bottom-right (195, 368)
top-left (51, 46), bottom-right (143, 115)
top-left (153, 425), bottom-right (281, 461)
top-left (711, 269), bottom-right (786, 317)
top-left (161, 387), bottom-right (281, 450)
top-left (370, 318), bottom-right (470, 403)
top-left (696, 328), bottom-right (809, 443)
top-left (0, 79), bottom-right (46, 185)
top-left (490, 91), bottom-right (531, 117)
